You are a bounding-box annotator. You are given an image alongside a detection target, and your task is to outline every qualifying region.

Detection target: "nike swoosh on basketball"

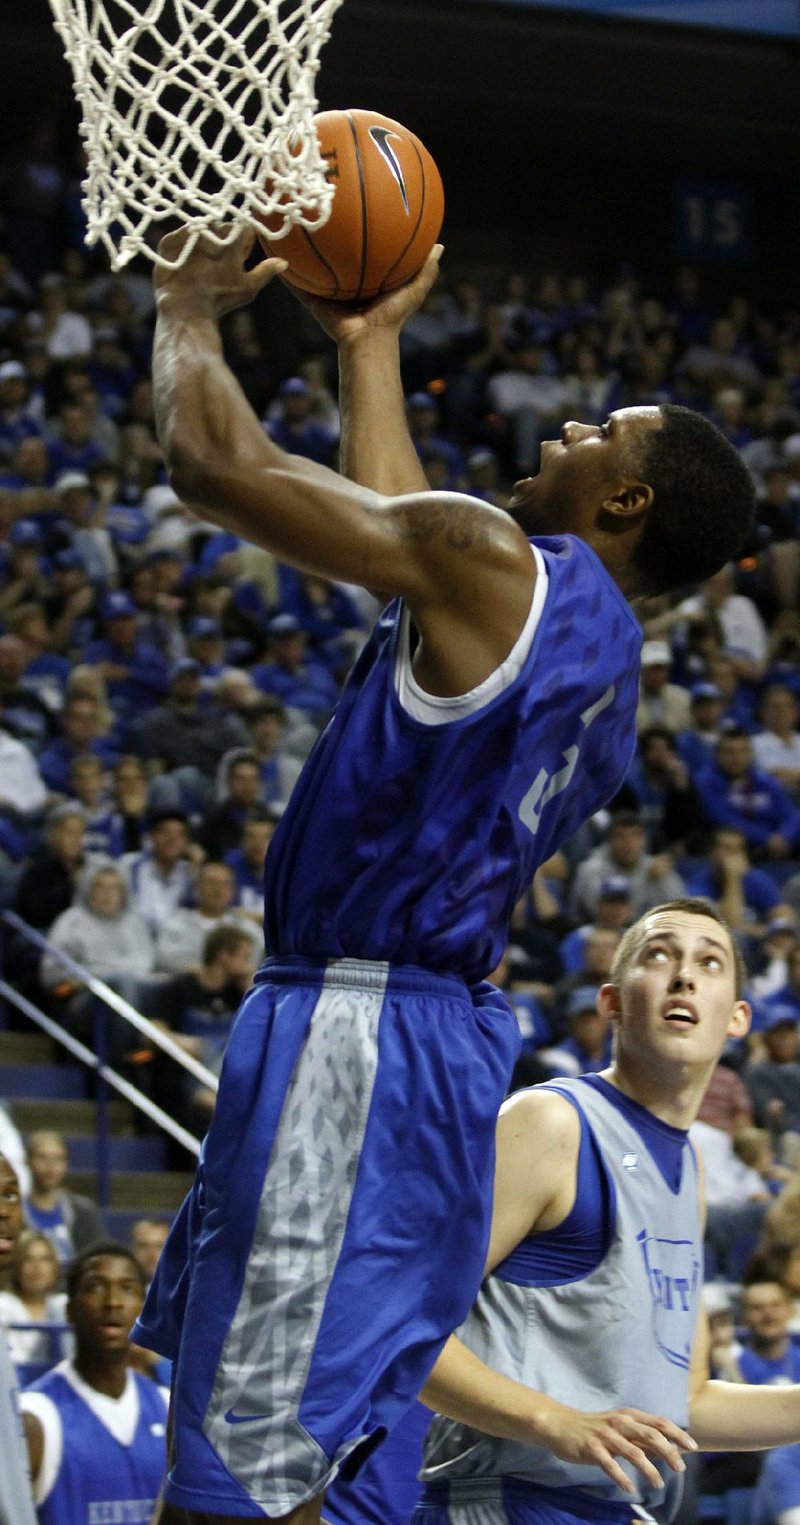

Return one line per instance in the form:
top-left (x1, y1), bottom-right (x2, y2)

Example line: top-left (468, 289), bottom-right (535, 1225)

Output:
top-left (368, 126), bottom-right (410, 215)
top-left (224, 1408), bottom-right (269, 1425)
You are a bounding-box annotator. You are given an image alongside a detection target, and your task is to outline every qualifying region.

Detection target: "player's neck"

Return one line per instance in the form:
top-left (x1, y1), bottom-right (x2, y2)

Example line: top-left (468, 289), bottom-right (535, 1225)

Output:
top-left (74, 1350), bottom-right (129, 1399)
top-left (603, 1056), bottom-right (708, 1130)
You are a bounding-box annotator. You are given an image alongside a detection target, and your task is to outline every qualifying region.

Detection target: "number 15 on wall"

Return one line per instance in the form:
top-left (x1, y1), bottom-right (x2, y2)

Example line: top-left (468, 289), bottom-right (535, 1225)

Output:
top-left (674, 179), bottom-right (752, 265)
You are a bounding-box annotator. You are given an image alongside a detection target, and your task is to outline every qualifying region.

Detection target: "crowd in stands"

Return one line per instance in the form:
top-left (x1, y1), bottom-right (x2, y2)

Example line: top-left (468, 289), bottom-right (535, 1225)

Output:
top-left (2, 115), bottom-right (800, 1517)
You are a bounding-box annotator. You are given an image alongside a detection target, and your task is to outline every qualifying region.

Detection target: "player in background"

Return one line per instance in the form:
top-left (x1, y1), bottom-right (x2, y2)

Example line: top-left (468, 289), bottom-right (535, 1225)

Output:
top-left (135, 230), bottom-right (755, 1525)
top-left (0, 1152), bottom-right (38, 1525)
top-left (382, 901), bottom-right (800, 1525)
top-left (19, 1242), bottom-right (168, 1524)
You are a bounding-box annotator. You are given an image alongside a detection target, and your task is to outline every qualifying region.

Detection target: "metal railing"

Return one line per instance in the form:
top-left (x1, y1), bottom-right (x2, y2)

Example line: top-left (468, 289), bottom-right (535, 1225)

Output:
top-left (0, 911), bottom-right (221, 1195)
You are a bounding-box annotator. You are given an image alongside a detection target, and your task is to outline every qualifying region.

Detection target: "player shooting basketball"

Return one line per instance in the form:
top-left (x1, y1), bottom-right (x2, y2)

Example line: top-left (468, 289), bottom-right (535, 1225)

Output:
top-left (134, 228), bottom-right (754, 1525)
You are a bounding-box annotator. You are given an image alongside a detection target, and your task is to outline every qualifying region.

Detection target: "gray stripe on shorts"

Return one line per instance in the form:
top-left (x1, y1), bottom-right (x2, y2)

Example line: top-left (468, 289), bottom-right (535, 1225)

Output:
top-left (204, 959), bottom-right (389, 1516)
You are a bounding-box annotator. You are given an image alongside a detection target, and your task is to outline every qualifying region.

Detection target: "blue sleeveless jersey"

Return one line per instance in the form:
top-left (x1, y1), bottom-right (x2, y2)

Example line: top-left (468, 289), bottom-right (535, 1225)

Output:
top-left (265, 536), bottom-right (642, 982)
top-left (25, 1364), bottom-right (167, 1524)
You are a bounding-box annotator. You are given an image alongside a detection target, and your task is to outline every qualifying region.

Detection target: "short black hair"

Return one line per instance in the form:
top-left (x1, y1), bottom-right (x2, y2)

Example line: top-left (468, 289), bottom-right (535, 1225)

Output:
top-left (632, 405), bottom-right (755, 596)
top-left (66, 1240), bottom-right (146, 1300)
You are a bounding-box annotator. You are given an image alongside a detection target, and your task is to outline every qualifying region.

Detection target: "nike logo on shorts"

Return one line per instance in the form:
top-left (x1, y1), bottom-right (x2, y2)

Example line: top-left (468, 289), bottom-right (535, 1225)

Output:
top-left (224, 1407), bottom-right (268, 1425)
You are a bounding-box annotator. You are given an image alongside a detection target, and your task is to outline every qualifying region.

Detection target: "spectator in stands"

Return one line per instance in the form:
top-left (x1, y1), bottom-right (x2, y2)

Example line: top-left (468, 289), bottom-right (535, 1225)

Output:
top-left (224, 806), bottom-right (277, 923)
top-left (198, 749), bottom-right (266, 858)
top-left (733, 1127), bottom-right (793, 1198)
top-left (0, 633), bottom-right (53, 754)
top-left (19, 1242), bottom-right (169, 1522)
top-left (23, 1130), bottom-right (104, 1272)
top-left (568, 810), bottom-right (685, 922)
top-left (683, 827), bottom-right (785, 935)
top-left (154, 857), bottom-right (259, 974)
top-left (485, 340), bottom-right (570, 475)
top-left (51, 470), bottom-right (117, 588)
top-left (120, 809), bottom-right (195, 933)
top-left (636, 640), bottom-right (691, 733)
top-left (80, 589), bottom-right (168, 723)
top-left (745, 1009), bottom-right (800, 1144)
top-left (14, 801), bottom-right (86, 933)
top-left (695, 725), bottom-right (800, 863)
top-left (250, 612), bottom-right (339, 722)
top-left (155, 925), bottom-right (258, 1123)
top-left (617, 726), bottom-right (705, 851)
top-left (753, 685), bottom-right (800, 798)
top-left (0, 1230), bottom-right (68, 1371)
top-left (758, 942), bottom-right (800, 1026)
top-left (735, 1271), bottom-right (800, 1384)
top-left (47, 399), bottom-right (105, 478)
top-left (4, 601), bottom-right (70, 713)
top-left (129, 1219), bottom-right (169, 1292)
top-left (0, 519), bottom-right (49, 621)
top-left (0, 360), bottom-right (41, 462)
top-left (128, 656), bottom-right (249, 788)
top-left (559, 877), bottom-right (632, 975)
top-left (263, 376), bottom-right (337, 466)
top-left (0, 435), bottom-right (55, 520)
top-left (39, 857), bottom-right (155, 1014)
top-left (538, 985), bottom-right (612, 1078)
top-left (697, 1059), bottom-right (754, 1135)
top-left (749, 916), bottom-right (800, 1002)
top-left (37, 691), bottom-right (118, 794)
top-left (0, 695), bottom-right (46, 825)
top-left (65, 754), bottom-right (122, 857)
top-left (108, 754), bottom-right (148, 854)
top-left (682, 564), bottom-right (769, 682)
top-left (245, 698), bottom-right (303, 811)
top-left (675, 681), bottom-right (726, 776)
top-left (41, 547), bottom-right (98, 656)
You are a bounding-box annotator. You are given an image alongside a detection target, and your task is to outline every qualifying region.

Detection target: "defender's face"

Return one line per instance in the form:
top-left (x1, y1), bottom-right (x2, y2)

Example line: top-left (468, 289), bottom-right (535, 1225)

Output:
top-left (508, 406), bottom-right (664, 533)
top-left (610, 909), bottom-right (749, 1067)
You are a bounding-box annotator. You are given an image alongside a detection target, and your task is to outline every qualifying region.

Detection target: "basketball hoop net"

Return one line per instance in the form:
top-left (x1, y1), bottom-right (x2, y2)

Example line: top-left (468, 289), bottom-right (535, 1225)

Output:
top-left (47, 0), bottom-right (345, 270)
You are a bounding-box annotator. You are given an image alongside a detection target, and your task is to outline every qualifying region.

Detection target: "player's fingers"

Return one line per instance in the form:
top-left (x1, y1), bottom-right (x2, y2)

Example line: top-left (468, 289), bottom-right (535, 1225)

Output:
top-left (585, 1440), bottom-right (636, 1495)
top-left (614, 1417), bottom-right (687, 1474)
top-left (619, 1409), bottom-right (697, 1452)
top-left (246, 256), bottom-right (288, 296)
top-left (604, 1436), bottom-right (666, 1492)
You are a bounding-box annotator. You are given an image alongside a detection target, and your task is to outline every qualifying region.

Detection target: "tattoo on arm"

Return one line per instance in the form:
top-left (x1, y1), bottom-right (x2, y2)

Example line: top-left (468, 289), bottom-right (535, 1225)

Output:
top-left (397, 500), bottom-right (492, 551)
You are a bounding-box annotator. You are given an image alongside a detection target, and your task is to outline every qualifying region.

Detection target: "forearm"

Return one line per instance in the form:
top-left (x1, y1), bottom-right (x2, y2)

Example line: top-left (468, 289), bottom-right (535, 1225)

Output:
top-left (338, 328), bottom-right (429, 495)
top-left (421, 1335), bottom-right (564, 1447)
top-left (690, 1379), bottom-right (800, 1450)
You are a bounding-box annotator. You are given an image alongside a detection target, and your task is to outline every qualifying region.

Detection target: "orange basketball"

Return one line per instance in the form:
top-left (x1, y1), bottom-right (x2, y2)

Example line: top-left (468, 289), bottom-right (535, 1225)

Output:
top-left (259, 109), bottom-right (444, 303)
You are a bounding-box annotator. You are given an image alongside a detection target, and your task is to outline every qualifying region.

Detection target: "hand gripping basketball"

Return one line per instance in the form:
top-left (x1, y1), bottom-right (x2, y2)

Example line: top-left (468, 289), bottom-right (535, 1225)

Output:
top-left (259, 109), bottom-right (445, 302)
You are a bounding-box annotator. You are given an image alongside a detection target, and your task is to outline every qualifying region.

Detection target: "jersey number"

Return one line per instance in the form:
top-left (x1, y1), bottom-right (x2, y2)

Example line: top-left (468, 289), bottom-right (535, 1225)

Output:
top-left (518, 685), bottom-right (615, 837)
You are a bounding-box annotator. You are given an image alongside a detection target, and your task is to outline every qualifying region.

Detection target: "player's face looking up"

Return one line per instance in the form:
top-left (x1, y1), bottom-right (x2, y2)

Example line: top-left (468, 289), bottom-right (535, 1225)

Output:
top-left (69, 1253), bottom-right (145, 1357)
top-left (602, 908), bottom-right (750, 1070)
top-left (509, 406), bottom-right (663, 536)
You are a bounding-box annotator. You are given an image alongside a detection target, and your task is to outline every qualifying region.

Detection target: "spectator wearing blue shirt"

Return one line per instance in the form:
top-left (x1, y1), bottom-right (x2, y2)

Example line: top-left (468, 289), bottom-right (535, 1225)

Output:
top-left (224, 806), bottom-right (278, 923)
top-left (735, 1273), bottom-right (800, 1386)
top-left (185, 616), bottom-right (228, 693)
top-left (676, 681), bottom-right (727, 776)
top-left (38, 692), bottom-right (119, 794)
top-left (538, 985), bottom-right (613, 1078)
top-left (696, 725), bottom-right (800, 864)
top-left (0, 360), bottom-right (42, 462)
top-left (759, 943), bottom-right (800, 1028)
top-left (0, 518), bottom-right (50, 619)
top-left (250, 613), bottom-right (339, 723)
top-left (405, 390), bottom-right (465, 485)
top-left (264, 376), bottom-right (337, 467)
top-left (684, 828), bottom-right (783, 934)
top-left (80, 590), bottom-right (168, 724)
top-left (5, 602), bottom-right (70, 715)
top-left (559, 876), bottom-right (633, 975)
top-left (46, 400), bottom-right (107, 479)
top-left (273, 566), bottom-right (365, 677)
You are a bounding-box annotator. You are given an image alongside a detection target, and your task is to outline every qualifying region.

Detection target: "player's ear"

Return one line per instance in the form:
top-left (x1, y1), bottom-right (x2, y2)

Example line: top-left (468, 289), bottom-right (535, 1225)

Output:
top-left (601, 481), bottom-right (654, 521)
top-left (597, 982), bottom-right (622, 1027)
top-left (727, 999), bottom-right (751, 1041)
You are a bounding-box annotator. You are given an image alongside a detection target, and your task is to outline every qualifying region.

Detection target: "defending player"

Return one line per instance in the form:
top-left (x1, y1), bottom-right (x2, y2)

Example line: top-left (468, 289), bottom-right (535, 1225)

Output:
top-left (400, 901), bottom-right (800, 1525)
top-left (134, 230), bottom-right (755, 1524)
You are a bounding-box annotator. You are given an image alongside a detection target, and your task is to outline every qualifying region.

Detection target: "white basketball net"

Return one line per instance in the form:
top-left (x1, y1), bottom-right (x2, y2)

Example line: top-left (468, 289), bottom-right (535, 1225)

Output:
top-left (47, 0), bottom-right (345, 270)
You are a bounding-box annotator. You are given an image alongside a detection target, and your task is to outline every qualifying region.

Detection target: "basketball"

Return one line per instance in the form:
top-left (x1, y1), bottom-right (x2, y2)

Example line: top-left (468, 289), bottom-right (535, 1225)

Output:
top-left (259, 108), bottom-right (444, 302)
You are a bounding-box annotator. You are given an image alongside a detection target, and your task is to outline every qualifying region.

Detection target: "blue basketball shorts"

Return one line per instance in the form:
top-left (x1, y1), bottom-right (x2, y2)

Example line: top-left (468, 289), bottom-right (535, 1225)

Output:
top-left (133, 955), bottom-right (519, 1519)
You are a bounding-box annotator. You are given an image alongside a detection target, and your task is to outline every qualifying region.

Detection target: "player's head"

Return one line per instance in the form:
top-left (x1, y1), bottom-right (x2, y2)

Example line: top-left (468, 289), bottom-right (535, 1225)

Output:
top-left (66, 1242), bottom-right (146, 1359)
top-left (599, 898), bottom-right (749, 1071)
top-left (509, 404), bottom-right (755, 597)
top-left (0, 1153), bottom-right (23, 1276)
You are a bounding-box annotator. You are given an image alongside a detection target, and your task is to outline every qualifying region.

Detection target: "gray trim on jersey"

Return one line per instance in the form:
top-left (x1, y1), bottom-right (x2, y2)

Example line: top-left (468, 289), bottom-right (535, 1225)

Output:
top-left (203, 958), bottom-right (389, 1516)
top-left (0, 1328), bottom-right (38, 1525)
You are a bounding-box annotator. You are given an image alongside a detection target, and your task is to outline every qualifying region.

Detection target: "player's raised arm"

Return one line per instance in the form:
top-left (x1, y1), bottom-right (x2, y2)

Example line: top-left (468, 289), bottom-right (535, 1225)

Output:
top-left (290, 250), bottom-right (443, 497)
top-left (151, 227), bottom-right (536, 689)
